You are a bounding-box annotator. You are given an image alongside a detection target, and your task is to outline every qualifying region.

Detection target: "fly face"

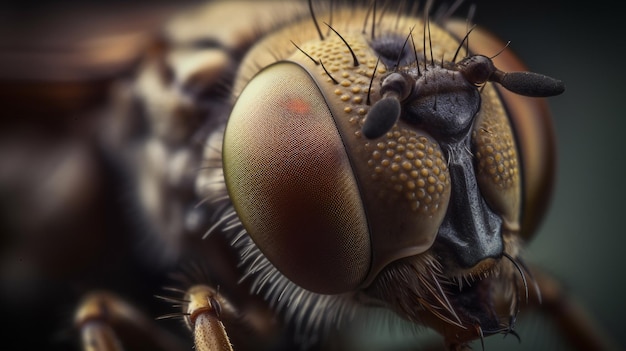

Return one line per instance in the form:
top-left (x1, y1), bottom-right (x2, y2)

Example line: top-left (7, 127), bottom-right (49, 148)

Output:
top-left (220, 2), bottom-right (564, 347)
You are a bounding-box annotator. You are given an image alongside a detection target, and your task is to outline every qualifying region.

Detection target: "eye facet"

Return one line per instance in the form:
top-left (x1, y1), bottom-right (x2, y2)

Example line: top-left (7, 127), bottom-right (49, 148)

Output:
top-left (223, 62), bottom-right (371, 294)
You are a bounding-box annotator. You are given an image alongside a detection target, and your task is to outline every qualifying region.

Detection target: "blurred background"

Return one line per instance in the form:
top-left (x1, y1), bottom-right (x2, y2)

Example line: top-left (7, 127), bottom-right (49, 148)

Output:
top-left (1, 0), bottom-right (624, 350)
top-left (473, 1), bottom-right (625, 350)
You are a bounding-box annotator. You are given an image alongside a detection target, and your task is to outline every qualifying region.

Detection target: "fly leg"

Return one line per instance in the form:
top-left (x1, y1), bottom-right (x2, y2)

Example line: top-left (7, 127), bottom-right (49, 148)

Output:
top-left (179, 285), bottom-right (236, 351)
top-left (74, 292), bottom-right (188, 351)
top-left (517, 265), bottom-right (619, 351)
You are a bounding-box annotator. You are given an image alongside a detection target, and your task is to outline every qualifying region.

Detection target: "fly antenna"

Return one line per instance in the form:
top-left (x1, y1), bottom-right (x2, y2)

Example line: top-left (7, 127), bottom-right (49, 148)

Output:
top-left (456, 54), bottom-right (565, 97)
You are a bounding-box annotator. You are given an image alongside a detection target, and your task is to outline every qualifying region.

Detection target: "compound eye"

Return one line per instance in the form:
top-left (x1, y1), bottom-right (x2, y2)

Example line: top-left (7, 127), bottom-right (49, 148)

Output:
top-left (223, 62), bottom-right (371, 294)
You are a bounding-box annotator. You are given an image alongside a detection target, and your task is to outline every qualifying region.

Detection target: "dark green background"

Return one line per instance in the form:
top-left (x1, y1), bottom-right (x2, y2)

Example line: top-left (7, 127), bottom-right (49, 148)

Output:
top-left (475, 2), bottom-right (625, 350)
top-left (1, 1), bottom-right (623, 350)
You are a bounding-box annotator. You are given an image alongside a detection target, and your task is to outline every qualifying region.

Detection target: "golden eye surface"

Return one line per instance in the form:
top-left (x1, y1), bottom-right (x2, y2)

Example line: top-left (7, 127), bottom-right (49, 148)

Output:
top-left (223, 62), bottom-right (371, 294)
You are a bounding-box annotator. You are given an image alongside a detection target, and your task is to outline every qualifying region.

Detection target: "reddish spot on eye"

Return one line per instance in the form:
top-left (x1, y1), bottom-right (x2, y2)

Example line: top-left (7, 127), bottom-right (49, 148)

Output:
top-left (285, 98), bottom-right (310, 115)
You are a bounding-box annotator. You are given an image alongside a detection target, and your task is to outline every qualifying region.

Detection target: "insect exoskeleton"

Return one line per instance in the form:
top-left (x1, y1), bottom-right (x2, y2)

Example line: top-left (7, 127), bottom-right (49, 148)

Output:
top-left (220, 0), bottom-right (563, 346)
